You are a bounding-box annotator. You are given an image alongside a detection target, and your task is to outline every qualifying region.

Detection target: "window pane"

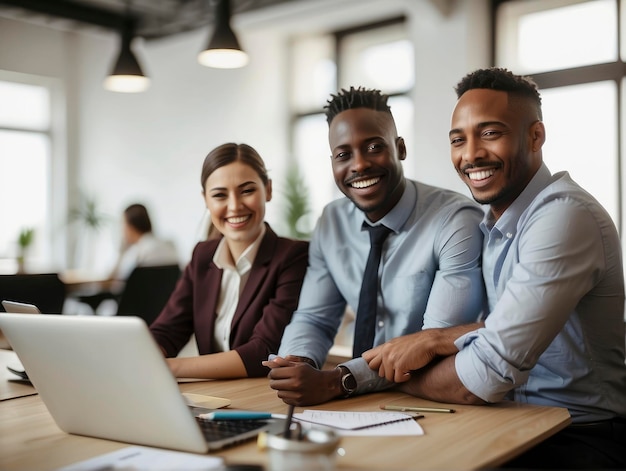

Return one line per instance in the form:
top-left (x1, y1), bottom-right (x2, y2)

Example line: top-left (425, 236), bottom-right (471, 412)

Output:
top-left (340, 24), bottom-right (414, 93)
top-left (541, 81), bottom-right (618, 225)
top-left (622, 0), bottom-right (626, 61)
top-left (497, 0), bottom-right (617, 73)
top-left (293, 113), bottom-right (339, 224)
top-left (291, 35), bottom-right (336, 113)
top-left (0, 130), bottom-right (51, 264)
top-left (0, 81), bottom-right (50, 130)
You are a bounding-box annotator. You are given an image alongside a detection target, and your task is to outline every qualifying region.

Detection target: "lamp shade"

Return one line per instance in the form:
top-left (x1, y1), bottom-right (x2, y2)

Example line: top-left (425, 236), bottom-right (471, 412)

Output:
top-left (198, 0), bottom-right (248, 69)
top-left (104, 30), bottom-right (150, 93)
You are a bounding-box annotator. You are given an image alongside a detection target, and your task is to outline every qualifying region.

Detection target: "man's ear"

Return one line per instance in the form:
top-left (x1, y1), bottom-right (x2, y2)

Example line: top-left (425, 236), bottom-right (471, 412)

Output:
top-left (397, 136), bottom-right (407, 161)
top-left (531, 121), bottom-right (546, 152)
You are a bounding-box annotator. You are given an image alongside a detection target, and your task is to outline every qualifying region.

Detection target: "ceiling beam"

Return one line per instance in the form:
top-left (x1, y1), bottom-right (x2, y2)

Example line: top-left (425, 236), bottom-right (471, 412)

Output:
top-left (0, 0), bottom-right (132, 30)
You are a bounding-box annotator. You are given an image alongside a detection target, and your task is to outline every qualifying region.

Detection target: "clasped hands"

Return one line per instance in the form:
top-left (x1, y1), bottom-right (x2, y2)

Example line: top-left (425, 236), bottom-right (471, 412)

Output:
top-left (263, 355), bottom-right (343, 406)
top-left (264, 330), bottom-right (436, 406)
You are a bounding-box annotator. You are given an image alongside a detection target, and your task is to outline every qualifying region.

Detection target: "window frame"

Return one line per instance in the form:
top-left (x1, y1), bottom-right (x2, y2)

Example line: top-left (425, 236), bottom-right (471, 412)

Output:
top-left (491, 0), bottom-right (625, 234)
top-left (0, 69), bottom-right (67, 271)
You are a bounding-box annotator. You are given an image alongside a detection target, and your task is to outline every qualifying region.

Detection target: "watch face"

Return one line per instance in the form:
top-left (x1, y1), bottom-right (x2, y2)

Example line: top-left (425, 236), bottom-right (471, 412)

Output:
top-left (342, 372), bottom-right (357, 393)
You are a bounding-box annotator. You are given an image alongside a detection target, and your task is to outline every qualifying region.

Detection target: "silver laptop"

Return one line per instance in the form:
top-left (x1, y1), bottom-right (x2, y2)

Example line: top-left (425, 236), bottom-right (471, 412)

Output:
top-left (0, 313), bottom-right (281, 453)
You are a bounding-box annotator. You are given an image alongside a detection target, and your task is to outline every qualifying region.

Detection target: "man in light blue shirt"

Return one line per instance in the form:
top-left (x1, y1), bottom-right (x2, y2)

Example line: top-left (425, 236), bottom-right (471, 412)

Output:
top-left (264, 87), bottom-right (485, 405)
top-left (364, 68), bottom-right (626, 468)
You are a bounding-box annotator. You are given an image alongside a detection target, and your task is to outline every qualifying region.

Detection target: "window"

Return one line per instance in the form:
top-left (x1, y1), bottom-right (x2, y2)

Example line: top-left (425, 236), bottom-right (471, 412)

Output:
top-left (494, 0), bottom-right (623, 232)
top-left (497, 0), bottom-right (617, 73)
top-left (289, 17), bottom-right (414, 233)
top-left (0, 74), bottom-right (55, 271)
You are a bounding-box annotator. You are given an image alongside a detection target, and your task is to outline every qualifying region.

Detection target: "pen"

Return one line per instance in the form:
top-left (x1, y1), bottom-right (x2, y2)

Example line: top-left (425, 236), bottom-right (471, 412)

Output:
top-left (380, 404), bottom-right (456, 414)
top-left (284, 404), bottom-right (295, 439)
top-left (198, 411), bottom-right (273, 420)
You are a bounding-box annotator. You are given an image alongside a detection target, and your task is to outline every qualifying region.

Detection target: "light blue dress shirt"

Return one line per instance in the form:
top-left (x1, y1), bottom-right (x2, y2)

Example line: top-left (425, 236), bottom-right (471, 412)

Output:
top-left (278, 179), bottom-right (486, 394)
top-left (455, 164), bottom-right (626, 422)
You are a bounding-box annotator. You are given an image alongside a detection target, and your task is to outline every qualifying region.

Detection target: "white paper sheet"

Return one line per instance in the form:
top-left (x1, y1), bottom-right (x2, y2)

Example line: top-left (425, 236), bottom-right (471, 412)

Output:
top-left (294, 410), bottom-right (424, 436)
top-left (56, 446), bottom-right (224, 471)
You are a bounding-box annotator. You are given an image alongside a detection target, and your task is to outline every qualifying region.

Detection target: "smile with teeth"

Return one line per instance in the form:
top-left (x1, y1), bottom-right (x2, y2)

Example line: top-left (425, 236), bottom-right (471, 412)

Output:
top-left (467, 169), bottom-right (495, 181)
top-left (350, 177), bottom-right (380, 189)
top-left (226, 215), bottom-right (250, 224)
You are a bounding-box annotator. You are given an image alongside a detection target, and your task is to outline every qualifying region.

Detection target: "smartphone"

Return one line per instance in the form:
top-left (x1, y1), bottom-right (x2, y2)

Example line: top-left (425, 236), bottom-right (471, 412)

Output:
top-left (1, 300), bottom-right (41, 314)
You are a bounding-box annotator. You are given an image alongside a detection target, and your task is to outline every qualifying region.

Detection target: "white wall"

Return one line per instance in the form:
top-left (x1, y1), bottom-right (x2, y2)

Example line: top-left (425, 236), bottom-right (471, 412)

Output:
top-left (0, 0), bottom-right (490, 273)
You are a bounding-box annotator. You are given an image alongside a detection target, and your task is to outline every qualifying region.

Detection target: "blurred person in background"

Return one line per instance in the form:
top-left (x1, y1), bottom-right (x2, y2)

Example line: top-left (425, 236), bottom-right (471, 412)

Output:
top-left (110, 203), bottom-right (179, 281)
top-left (72, 203), bottom-right (179, 315)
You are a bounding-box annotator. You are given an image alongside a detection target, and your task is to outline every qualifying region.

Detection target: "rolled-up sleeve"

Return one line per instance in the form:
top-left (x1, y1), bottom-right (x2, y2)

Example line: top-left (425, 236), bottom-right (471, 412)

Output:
top-left (455, 329), bottom-right (528, 402)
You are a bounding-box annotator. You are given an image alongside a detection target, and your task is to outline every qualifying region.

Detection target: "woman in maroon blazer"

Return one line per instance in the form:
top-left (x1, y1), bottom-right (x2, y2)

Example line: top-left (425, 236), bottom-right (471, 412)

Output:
top-left (150, 143), bottom-right (308, 378)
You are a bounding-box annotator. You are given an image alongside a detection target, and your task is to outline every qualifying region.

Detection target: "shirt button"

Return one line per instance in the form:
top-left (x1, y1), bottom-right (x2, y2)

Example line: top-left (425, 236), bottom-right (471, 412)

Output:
top-left (506, 232), bottom-right (513, 238)
top-left (378, 320), bottom-right (384, 328)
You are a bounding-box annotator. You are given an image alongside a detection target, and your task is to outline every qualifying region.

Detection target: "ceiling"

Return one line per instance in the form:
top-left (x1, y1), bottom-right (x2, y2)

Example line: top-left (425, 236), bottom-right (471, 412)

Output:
top-left (0, 0), bottom-right (299, 40)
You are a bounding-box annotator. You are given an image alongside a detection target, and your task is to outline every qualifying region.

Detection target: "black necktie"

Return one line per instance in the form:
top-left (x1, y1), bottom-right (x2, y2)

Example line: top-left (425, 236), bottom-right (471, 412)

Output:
top-left (353, 224), bottom-right (392, 358)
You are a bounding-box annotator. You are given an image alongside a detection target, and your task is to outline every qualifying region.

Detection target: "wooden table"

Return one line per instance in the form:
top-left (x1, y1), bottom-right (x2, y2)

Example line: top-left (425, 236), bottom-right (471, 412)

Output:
top-left (0, 374), bottom-right (571, 470)
top-left (59, 270), bottom-right (117, 295)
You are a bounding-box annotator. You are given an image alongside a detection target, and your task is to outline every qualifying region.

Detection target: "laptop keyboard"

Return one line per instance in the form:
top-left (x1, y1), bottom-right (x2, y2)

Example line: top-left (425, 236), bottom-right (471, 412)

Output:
top-left (195, 417), bottom-right (269, 442)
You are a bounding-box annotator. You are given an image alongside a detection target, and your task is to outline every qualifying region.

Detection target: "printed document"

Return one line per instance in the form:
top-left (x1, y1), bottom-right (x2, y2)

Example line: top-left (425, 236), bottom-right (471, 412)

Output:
top-left (294, 410), bottom-right (424, 436)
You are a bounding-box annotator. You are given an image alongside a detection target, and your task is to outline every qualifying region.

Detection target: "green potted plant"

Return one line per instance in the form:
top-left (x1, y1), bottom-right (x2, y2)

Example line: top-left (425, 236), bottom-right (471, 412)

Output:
top-left (69, 195), bottom-right (109, 231)
top-left (16, 227), bottom-right (35, 273)
top-left (282, 163), bottom-right (312, 240)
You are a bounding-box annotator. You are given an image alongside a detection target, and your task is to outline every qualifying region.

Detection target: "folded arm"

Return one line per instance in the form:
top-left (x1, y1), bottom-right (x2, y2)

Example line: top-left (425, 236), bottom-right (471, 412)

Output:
top-left (363, 323), bottom-right (486, 404)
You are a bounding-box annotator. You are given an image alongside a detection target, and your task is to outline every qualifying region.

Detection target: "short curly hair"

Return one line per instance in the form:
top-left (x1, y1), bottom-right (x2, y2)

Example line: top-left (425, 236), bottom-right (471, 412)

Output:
top-left (455, 67), bottom-right (543, 120)
top-left (324, 86), bottom-right (392, 124)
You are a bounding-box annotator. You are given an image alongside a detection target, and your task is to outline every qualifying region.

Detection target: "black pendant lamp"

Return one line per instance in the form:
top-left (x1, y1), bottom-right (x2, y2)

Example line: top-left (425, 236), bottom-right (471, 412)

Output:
top-left (104, 20), bottom-right (150, 93)
top-left (198, 0), bottom-right (249, 69)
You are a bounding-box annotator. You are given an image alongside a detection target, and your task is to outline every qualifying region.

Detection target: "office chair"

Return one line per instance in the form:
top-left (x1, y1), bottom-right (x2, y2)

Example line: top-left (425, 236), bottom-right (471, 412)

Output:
top-left (0, 273), bottom-right (66, 313)
top-left (116, 265), bottom-right (182, 325)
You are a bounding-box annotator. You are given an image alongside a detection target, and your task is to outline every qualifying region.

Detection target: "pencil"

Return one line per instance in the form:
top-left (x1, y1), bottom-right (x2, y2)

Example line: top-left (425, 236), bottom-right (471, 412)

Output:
top-left (380, 404), bottom-right (456, 413)
top-left (284, 404), bottom-right (295, 438)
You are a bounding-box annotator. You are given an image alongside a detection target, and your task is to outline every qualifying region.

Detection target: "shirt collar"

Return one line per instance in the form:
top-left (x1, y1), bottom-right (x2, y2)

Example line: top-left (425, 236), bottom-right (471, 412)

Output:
top-left (361, 180), bottom-right (415, 234)
top-left (213, 224), bottom-right (266, 273)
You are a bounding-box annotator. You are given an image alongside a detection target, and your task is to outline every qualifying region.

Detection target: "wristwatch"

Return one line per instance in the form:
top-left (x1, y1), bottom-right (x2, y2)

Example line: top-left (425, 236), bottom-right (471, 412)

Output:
top-left (338, 366), bottom-right (357, 397)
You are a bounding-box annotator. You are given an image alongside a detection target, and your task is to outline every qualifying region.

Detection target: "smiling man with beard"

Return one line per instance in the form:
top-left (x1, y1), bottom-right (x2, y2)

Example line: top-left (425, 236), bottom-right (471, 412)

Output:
top-left (363, 68), bottom-right (626, 469)
top-left (264, 86), bottom-right (486, 406)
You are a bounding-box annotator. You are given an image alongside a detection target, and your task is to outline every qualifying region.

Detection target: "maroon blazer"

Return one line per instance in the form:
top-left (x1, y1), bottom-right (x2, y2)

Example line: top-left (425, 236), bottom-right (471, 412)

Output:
top-left (150, 224), bottom-right (308, 377)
